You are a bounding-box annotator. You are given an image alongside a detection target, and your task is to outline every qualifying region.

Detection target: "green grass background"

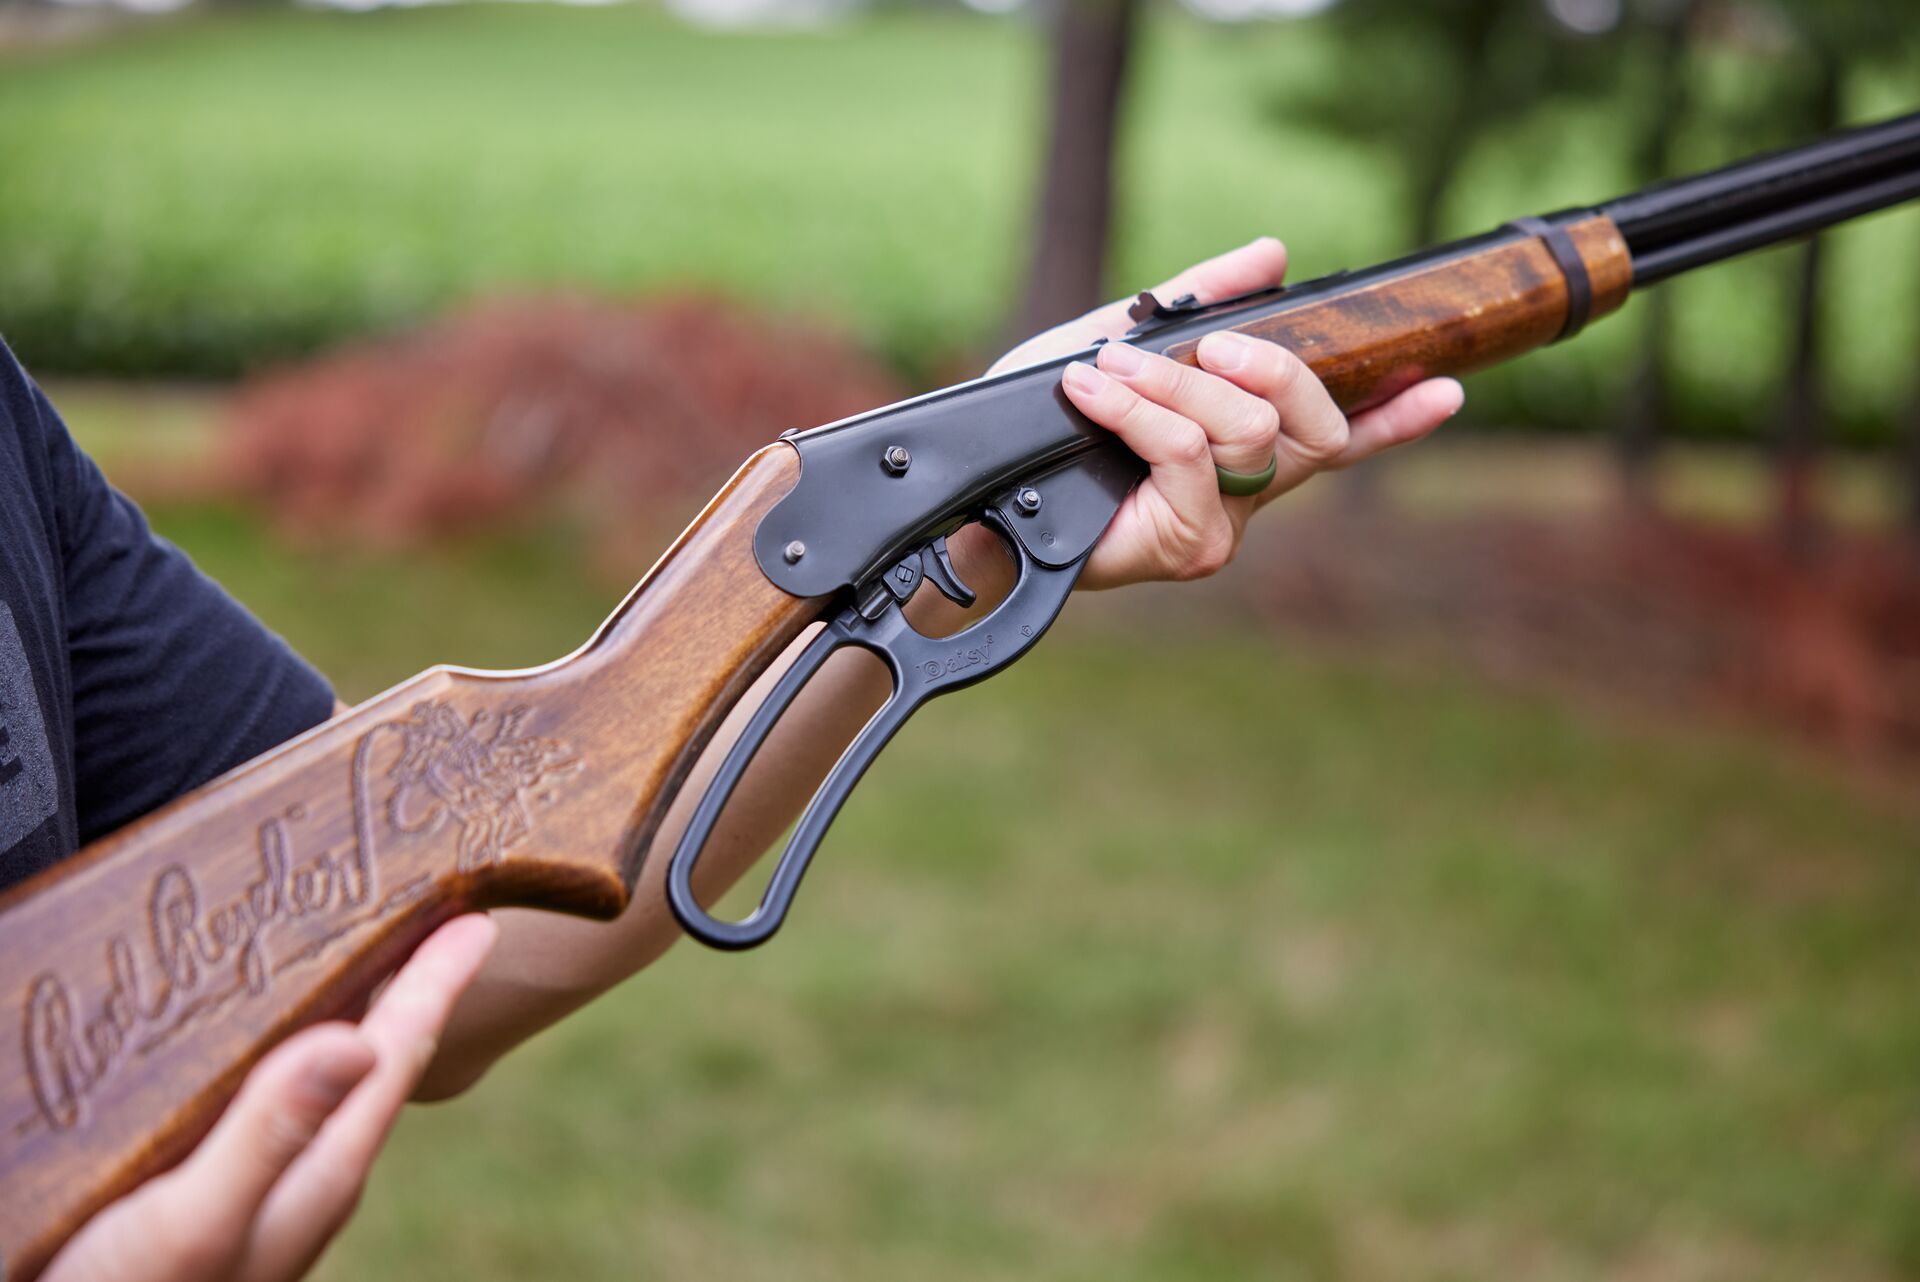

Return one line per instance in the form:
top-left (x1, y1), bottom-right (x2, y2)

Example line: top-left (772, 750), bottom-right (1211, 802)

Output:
top-left (3, 4), bottom-right (1918, 436)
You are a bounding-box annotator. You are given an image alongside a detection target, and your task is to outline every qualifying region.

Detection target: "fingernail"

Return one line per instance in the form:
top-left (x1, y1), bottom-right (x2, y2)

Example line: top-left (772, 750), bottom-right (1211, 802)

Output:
top-left (1198, 331), bottom-right (1252, 371)
top-left (1064, 361), bottom-right (1107, 395)
top-left (1098, 343), bottom-right (1145, 376)
top-left (302, 1038), bottom-right (375, 1105)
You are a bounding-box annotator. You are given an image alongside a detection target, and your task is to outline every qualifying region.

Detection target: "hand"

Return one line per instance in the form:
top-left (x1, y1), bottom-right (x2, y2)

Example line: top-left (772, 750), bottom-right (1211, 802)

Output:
top-left (990, 238), bottom-right (1464, 590)
top-left (44, 914), bottom-right (498, 1282)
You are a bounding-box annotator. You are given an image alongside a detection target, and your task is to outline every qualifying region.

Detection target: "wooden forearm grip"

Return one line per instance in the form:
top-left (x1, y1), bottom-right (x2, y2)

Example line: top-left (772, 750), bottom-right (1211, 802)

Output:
top-left (0, 446), bottom-right (820, 1281)
top-left (1165, 213), bottom-right (1634, 413)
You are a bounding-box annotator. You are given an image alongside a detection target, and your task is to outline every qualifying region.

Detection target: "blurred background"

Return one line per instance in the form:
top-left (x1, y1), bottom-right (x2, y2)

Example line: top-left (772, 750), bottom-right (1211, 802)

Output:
top-left (3, 0), bottom-right (1919, 1276)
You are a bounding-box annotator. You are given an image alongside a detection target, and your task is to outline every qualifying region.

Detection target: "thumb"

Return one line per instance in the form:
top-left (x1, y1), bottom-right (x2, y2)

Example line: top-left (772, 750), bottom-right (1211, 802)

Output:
top-left (45, 1025), bottom-right (375, 1282)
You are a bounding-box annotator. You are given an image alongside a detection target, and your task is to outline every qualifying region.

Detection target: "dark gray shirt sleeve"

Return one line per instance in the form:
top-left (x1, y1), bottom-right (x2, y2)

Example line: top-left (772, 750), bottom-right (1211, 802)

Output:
top-left (33, 380), bottom-right (336, 843)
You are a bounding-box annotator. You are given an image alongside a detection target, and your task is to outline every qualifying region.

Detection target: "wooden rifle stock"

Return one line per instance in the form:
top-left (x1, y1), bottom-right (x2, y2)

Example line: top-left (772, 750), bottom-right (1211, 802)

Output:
top-left (0, 447), bottom-right (823, 1279)
top-left (0, 215), bottom-right (1633, 1278)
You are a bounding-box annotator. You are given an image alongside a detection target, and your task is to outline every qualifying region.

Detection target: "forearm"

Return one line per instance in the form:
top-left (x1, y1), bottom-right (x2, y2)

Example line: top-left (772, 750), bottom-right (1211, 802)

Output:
top-left (414, 528), bottom-right (1014, 1100)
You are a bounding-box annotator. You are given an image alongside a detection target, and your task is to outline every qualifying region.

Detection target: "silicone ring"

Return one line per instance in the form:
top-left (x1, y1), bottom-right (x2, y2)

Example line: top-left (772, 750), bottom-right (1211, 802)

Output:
top-left (1215, 455), bottom-right (1278, 497)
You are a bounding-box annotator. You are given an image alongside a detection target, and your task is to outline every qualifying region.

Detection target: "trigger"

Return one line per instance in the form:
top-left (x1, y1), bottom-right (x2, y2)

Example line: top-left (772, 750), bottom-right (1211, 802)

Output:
top-left (858, 551), bottom-right (924, 620)
top-left (919, 536), bottom-right (977, 609)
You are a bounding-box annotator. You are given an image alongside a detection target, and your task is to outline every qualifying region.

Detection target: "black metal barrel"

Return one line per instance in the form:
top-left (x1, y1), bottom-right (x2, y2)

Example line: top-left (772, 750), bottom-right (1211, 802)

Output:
top-left (1600, 110), bottom-right (1920, 283)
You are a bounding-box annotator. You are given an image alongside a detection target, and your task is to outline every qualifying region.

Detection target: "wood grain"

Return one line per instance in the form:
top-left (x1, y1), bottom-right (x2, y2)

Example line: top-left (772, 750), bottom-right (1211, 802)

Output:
top-left (1164, 214), bottom-right (1634, 412)
top-left (0, 444), bottom-right (822, 1282)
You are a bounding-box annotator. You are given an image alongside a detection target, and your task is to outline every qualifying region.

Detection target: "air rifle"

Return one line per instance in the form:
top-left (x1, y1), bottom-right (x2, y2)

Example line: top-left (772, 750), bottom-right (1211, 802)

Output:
top-left (1, 110), bottom-right (1916, 1279)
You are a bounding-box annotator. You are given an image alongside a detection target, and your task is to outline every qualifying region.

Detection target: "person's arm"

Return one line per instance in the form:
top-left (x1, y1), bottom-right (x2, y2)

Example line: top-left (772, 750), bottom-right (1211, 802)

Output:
top-left (29, 377), bottom-right (337, 857)
top-left (416, 238), bottom-right (1464, 1099)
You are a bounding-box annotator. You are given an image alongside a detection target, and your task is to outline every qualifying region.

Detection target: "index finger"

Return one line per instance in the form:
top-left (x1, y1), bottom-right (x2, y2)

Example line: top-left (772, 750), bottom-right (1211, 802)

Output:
top-left (298, 914), bottom-right (497, 1165)
top-left (243, 915), bottom-right (498, 1281)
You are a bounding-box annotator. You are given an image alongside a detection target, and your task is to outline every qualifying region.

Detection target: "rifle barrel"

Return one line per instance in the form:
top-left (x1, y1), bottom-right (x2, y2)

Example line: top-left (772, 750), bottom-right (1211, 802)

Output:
top-left (1626, 165), bottom-right (1920, 285)
top-left (1600, 110), bottom-right (1920, 283)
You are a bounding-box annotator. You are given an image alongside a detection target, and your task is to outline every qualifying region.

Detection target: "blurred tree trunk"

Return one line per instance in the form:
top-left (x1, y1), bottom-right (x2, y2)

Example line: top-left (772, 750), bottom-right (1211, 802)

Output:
top-left (1771, 55), bottom-right (1840, 558)
top-left (1906, 218), bottom-right (1920, 553)
top-left (1620, 291), bottom-right (1675, 511)
top-left (1012, 0), bottom-right (1140, 338)
top-left (1405, 0), bottom-right (1503, 249)
top-left (1616, 0), bottom-right (1694, 512)
top-left (1340, 0), bottom-right (1502, 512)
top-left (1905, 360), bottom-right (1920, 553)
top-left (1773, 235), bottom-right (1825, 555)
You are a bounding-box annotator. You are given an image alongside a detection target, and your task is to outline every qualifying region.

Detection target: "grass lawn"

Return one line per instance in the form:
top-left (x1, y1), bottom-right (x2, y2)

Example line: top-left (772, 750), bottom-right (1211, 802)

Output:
top-left (94, 469), bottom-right (1918, 1280)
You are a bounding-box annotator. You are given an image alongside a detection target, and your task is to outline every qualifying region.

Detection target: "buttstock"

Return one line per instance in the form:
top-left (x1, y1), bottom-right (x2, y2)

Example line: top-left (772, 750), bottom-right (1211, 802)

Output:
top-left (0, 443), bottom-right (820, 1280)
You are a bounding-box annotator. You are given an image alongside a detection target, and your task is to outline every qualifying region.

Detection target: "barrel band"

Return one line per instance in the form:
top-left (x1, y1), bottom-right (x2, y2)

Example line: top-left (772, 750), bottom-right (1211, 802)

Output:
top-left (1506, 216), bottom-right (1593, 342)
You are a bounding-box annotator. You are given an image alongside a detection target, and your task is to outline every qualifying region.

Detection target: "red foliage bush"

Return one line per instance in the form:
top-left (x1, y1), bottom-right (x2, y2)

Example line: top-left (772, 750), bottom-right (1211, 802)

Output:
top-left (1241, 508), bottom-right (1920, 759)
top-left (223, 293), bottom-right (907, 563)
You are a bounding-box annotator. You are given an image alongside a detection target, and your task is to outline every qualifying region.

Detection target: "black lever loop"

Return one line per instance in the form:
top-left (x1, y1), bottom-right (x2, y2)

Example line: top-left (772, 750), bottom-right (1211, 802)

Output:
top-left (667, 511), bottom-right (1087, 951)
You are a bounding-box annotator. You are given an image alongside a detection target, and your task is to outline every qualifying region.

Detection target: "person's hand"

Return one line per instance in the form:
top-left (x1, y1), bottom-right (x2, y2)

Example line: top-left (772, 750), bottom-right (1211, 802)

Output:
top-left (990, 238), bottom-right (1464, 590)
top-left (43, 914), bottom-right (498, 1282)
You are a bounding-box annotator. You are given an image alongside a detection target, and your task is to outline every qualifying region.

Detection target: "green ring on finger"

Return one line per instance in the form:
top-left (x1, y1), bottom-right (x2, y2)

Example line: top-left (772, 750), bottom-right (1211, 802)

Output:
top-left (1215, 454), bottom-right (1278, 497)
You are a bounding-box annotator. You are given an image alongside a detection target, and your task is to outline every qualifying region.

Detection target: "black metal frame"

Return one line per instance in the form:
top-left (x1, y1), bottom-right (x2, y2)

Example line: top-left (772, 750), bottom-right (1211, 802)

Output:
top-left (1603, 110), bottom-right (1920, 283)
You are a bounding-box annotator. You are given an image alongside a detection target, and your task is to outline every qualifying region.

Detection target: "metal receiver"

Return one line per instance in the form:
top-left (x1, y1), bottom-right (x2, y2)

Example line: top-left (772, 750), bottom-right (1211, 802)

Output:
top-left (668, 450), bottom-right (1139, 950)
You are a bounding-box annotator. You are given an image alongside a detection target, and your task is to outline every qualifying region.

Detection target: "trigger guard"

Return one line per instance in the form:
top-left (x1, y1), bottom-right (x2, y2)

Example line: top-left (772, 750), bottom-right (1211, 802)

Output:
top-left (665, 512), bottom-right (1089, 952)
